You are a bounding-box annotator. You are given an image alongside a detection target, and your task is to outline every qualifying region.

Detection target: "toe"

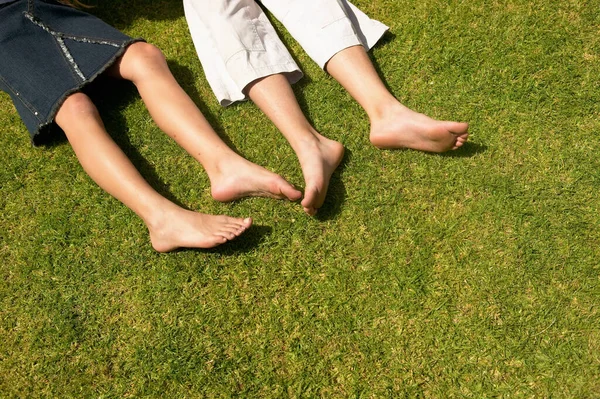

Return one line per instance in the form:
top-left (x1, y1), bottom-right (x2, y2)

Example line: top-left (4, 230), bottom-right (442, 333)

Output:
top-left (213, 235), bottom-right (228, 245)
top-left (279, 181), bottom-right (302, 201)
top-left (454, 122), bottom-right (469, 134)
top-left (302, 185), bottom-right (323, 209)
top-left (303, 206), bottom-right (317, 216)
top-left (217, 230), bottom-right (236, 241)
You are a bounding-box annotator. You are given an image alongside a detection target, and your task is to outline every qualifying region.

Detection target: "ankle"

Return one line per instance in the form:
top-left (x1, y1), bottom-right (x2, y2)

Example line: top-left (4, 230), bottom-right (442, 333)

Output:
top-left (287, 129), bottom-right (323, 152)
top-left (204, 151), bottom-right (244, 180)
top-left (368, 98), bottom-right (408, 123)
top-left (142, 200), bottom-right (180, 233)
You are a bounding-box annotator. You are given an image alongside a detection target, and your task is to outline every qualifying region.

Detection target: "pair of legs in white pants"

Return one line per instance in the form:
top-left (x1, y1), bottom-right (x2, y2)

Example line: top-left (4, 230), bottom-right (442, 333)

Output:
top-left (184, 0), bottom-right (470, 215)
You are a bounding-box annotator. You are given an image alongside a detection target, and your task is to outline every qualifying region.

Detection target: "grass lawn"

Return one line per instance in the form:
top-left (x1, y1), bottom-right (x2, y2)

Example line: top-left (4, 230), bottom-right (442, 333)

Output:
top-left (1, 0), bottom-right (599, 397)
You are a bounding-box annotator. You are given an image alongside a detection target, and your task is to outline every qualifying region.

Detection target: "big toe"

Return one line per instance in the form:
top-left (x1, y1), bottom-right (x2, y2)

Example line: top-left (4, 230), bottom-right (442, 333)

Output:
top-left (448, 121), bottom-right (469, 134)
top-left (303, 206), bottom-right (317, 216)
top-left (240, 217), bottom-right (253, 229)
top-left (277, 179), bottom-right (302, 201)
top-left (301, 185), bottom-right (325, 213)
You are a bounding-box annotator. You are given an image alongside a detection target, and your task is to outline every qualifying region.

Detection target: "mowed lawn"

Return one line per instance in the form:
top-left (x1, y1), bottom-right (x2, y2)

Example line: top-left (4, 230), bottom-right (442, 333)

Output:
top-left (1, 0), bottom-right (599, 397)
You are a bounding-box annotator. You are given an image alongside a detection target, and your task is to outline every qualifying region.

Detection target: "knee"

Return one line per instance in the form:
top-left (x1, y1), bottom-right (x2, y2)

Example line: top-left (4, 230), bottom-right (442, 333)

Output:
top-left (123, 42), bottom-right (167, 80)
top-left (56, 92), bottom-right (98, 123)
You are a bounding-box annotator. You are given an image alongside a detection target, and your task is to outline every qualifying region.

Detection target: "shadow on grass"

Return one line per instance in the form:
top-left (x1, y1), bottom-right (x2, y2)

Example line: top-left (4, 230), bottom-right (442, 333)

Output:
top-left (439, 141), bottom-right (487, 158)
top-left (366, 31), bottom-right (399, 95)
top-left (168, 57), bottom-right (349, 220)
top-left (263, 72), bottom-right (347, 220)
top-left (87, 0), bottom-right (184, 30)
top-left (167, 60), bottom-right (242, 155)
top-left (369, 33), bottom-right (487, 159)
top-left (315, 148), bottom-right (349, 221)
top-left (92, 79), bottom-right (191, 208)
top-left (32, 62), bottom-right (300, 253)
top-left (38, 76), bottom-right (187, 209)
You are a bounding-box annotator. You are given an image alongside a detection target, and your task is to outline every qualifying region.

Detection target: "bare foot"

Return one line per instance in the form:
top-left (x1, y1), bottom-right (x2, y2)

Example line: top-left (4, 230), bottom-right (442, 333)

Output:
top-left (148, 206), bottom-right (252, 252)
top-left (296, 134), bottom-right (345, 216)
top-left (208, 155), bottom-right (302, 203)
top-left (369, 104), bottom-right (469, 152)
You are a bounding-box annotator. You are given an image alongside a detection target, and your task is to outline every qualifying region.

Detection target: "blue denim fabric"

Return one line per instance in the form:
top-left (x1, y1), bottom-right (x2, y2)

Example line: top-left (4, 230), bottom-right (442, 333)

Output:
top-left (0, 0), bottom-right (142, 144)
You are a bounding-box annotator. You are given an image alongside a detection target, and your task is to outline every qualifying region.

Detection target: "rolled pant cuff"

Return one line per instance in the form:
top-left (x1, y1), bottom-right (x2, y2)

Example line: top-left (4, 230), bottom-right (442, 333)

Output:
top-left (313, 18), bottom-right (389, 69)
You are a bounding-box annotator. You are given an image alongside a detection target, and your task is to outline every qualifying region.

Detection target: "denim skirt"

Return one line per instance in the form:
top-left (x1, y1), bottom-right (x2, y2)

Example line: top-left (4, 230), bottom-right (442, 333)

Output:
top-left (0, 0), bottom-right (142, 144)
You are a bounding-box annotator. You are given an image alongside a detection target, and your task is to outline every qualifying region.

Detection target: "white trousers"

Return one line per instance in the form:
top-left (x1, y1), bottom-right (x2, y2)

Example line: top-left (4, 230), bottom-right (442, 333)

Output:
top-left (183, 0), bottom-right (389, 106)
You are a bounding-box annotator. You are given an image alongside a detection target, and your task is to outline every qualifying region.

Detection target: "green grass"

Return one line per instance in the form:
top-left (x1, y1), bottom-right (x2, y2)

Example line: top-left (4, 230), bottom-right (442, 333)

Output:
top-left (1, 0), bottom-right (599, 397)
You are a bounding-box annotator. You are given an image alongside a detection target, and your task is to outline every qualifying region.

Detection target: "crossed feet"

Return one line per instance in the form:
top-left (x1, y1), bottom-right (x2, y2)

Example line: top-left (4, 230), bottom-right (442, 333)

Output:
top-left (149, 107), bottom-right (468, 251)
top-left (206, 133), bottom-right (345, 216)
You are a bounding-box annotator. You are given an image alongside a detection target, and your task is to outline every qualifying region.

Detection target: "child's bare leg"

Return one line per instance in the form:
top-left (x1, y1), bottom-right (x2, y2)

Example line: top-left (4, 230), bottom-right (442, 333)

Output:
top-left (108, 42), bottom-right (301, 202)
top-left (325, 45), bottom-right (469, 152)
top-left (55, 92), bottom-right (252, 252)
top-left (246, 74), bottom-right (344, 215)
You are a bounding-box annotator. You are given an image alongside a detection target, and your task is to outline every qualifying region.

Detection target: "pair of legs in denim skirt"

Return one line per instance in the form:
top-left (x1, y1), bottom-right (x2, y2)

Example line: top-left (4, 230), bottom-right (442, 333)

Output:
top-left (184, 0), bottom-right (469, 215)
top-left (1, 0), bottom-right (312, 252)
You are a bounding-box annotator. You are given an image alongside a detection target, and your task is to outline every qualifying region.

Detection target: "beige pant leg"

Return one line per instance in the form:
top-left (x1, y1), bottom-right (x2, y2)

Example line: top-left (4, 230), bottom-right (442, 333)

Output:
top-left (260, 0), bottom-right (389, 68)
top-left (183, 0), bottom-right (302, 106)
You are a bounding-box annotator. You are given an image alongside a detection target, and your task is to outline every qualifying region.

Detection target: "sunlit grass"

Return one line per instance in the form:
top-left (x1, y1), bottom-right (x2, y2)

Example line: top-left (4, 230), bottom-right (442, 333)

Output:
top-left (1, 0), bottom-right (599, 396)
